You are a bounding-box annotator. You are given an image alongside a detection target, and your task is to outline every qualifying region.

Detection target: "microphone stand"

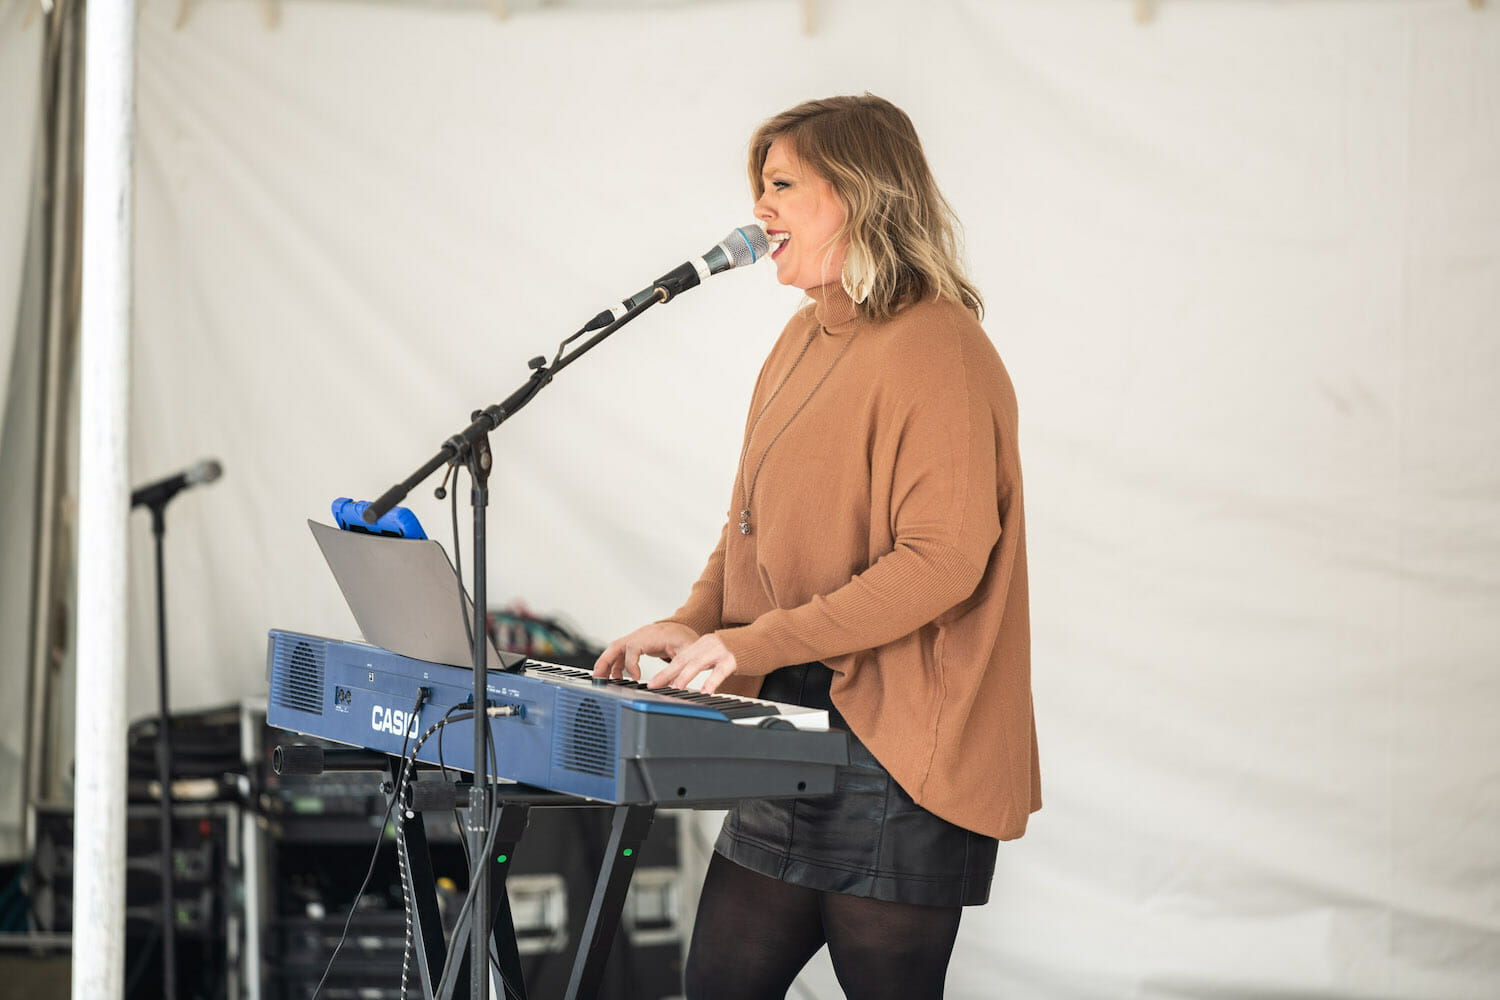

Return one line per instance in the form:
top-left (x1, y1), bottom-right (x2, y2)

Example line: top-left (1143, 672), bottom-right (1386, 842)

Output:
top-left (140, 498), bottom-right (177, 1000)
top-left (363, 290), bottom-right (664, 1000)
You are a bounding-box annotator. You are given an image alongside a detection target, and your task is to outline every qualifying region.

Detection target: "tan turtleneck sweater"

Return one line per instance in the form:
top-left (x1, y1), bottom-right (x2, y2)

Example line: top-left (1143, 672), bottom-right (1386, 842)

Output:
top-left (667, 283), bottom-right (1039, 841)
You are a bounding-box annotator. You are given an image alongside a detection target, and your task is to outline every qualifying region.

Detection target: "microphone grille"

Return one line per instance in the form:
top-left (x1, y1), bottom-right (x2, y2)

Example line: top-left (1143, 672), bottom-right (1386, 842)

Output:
top-left (722, 224), bottom-right (771, 268)
top-left (190, 459), bottom-right (224, 485)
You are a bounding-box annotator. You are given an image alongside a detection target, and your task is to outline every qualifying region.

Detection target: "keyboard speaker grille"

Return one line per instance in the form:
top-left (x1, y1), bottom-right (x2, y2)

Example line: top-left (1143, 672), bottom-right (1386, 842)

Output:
top-left (271, 636), bottom-right (325, 716)
top-left (553, 692), bottom-right (616, 780)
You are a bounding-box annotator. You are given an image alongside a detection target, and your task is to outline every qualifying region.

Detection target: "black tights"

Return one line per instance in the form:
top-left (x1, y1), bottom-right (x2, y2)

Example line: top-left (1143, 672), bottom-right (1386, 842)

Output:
top-left (683, 853), bottom-right (964, 1000)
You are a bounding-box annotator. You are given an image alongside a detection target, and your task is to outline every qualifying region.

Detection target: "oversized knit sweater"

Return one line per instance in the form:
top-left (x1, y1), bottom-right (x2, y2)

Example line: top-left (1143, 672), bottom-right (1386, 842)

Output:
top-left (667, 282), bottom-right (1040, 841)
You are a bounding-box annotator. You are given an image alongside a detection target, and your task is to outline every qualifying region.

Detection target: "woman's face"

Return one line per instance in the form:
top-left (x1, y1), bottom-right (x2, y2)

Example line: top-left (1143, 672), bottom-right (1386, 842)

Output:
top-left (754, 137), bottom-right (848, 291)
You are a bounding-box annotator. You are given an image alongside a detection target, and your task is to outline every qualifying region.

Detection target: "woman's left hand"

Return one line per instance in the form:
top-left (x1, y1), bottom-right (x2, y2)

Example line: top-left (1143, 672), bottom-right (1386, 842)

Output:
top-left (646, 633), bottom-right (739, 695)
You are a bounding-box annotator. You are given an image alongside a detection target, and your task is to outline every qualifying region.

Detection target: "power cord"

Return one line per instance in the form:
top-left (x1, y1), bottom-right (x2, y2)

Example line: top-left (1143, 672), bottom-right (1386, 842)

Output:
top-left (309, 687), bottom-right (429, 999)
top-left (396, 703), bottom-right (483, 999)
top-left (378, 704), bottom-right (524, 1000)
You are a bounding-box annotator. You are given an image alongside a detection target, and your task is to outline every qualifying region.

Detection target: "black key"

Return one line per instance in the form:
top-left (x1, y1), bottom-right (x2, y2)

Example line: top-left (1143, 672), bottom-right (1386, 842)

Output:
top-left (717, 701), bottom-right (778, 720)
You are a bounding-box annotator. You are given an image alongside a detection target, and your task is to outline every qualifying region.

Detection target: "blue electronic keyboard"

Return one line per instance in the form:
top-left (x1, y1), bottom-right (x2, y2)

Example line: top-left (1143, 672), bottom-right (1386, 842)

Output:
top-left (265, 629), bottom-right (849, 806)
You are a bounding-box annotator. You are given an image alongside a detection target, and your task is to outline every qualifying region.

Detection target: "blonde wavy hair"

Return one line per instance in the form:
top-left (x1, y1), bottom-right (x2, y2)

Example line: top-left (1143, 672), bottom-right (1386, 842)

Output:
top-left (748, 93), bottom-right (983, 323)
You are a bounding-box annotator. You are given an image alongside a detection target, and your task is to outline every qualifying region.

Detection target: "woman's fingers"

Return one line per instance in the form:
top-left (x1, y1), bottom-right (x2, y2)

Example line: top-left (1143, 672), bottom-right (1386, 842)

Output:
top-left (646, 634), bottom-right (737, 694)
top-left (593, 622), bottom-right (700, 682)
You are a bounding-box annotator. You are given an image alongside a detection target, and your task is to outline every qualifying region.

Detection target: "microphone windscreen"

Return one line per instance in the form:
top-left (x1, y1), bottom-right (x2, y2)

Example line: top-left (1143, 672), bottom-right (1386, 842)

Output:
top-left (721, 224), bottom-right (771, 268)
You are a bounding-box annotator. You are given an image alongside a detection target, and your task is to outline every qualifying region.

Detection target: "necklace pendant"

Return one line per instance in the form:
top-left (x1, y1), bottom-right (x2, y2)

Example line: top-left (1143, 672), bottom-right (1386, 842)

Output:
top-left (739, 511), bottom-right (751, 535)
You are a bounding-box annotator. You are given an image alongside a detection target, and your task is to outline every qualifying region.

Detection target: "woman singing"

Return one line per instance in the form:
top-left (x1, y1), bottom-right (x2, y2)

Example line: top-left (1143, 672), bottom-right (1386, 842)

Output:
top-left (594, 93), bottom-right (1040, 1000)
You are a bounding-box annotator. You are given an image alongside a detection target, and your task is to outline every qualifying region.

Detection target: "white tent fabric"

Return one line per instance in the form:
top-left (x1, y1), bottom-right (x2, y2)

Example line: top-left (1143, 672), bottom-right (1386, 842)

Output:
top-left (0, 0), bottom-right (44, 859)
top-left (7, 0), bottom-right (1500, 996)
top-left (0, 2), bottom-right (37, 398)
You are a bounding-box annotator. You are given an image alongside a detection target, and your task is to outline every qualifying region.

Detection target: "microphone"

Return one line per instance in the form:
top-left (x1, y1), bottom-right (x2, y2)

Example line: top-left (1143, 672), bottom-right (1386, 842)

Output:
top-left (582, 223), bottom-right (771, 332)
top-left (130, 459), bottom-right (224, 510)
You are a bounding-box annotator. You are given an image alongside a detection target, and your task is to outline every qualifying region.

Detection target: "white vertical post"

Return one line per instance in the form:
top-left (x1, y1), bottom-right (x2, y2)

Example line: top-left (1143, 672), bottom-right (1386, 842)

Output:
top-left (73, 0), bottom-right (137, 996)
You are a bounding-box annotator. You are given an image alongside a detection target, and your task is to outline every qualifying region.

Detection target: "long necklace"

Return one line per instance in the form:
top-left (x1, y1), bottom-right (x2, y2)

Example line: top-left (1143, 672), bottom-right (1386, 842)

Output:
top-left (737, 321), bottom-right (860, 535)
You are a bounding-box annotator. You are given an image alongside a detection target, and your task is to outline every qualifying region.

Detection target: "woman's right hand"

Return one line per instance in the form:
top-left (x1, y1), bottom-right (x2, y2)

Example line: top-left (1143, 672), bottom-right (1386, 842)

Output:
top-left (592, 621), bottom-right (700, 682)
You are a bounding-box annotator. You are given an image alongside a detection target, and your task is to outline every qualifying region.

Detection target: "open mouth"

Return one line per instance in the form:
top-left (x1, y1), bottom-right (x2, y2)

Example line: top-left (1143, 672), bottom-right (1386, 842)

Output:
top-left (768, 230), bottom-right (790, 259)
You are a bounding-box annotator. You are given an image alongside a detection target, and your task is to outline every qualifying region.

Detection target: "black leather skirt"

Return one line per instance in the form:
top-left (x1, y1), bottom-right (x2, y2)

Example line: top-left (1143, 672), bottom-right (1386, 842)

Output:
top-left (715, 662), bottom-right (997, 907)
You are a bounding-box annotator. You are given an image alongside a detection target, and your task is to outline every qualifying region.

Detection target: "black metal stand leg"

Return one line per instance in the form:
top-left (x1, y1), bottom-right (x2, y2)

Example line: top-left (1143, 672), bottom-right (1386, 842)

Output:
top-left (394, 760), bottom-right (451, 1000)
top-left (149, 508), bottom-right (177, 1000)
top-left (564, 805), bottom-right (656, 1000)
top-left (401, 810), bottom-right (450, 999)
top-left (382, 782), bottom-right (656, 1000)
top-left (433, 801), bottom-right (531, 1000)
top-left (487, 804), bottom-right (532, 1000)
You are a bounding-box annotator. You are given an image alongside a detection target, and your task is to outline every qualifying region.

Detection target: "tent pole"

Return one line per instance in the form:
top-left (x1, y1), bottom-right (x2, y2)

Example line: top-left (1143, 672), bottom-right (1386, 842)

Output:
top-left (73, 0), bottom-right (137, 995)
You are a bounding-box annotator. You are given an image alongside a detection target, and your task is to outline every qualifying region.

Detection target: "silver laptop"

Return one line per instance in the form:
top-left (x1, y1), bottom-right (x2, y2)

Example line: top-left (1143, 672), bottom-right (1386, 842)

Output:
top-left (309, 519), bottom-right (521, 671)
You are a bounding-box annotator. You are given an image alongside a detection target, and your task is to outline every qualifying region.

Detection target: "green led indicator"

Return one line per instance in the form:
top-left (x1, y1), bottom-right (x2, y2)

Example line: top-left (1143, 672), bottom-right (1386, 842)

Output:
top-left (622, 848), bottom-right (633, 857)
top-left (496, 854), bottom-right (509, 864)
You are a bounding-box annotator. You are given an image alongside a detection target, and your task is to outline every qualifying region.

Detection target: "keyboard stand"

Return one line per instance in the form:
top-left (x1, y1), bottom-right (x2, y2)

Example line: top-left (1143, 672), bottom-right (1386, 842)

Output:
top-left (566, 802), bottom-right (657, 1000)
top-left (388, 756), bottom-right (658, 1000)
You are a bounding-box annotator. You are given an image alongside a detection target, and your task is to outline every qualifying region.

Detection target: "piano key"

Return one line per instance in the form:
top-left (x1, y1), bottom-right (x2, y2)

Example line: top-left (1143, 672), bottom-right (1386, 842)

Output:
top-left (527, 658), bottom-right (827, 729)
